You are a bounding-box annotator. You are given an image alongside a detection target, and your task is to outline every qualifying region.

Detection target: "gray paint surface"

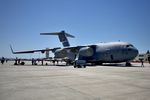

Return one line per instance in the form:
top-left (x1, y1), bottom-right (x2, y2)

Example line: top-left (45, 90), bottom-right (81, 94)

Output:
top-left (0, 62), bottom-right (150, 100)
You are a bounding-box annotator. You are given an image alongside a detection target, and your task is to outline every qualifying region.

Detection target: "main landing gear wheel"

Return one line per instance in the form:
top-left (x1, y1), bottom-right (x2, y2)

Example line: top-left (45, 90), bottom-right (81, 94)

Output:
top-left (83, 65), bottom-right (86, 68)
top-left (126, 62), bottom-right (131, 66)
top-left (73, 60), bottom-right (86, 68)
top-left (74, 65), bottom-right (86, 68)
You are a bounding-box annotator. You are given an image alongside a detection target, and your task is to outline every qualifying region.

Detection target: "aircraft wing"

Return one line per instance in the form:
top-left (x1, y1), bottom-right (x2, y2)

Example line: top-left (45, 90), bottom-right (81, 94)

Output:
top-left (63, 45), bottom-right (96, 52)
top-left (10, 45), bottom-right (61, 54)
top-left (63, 46), bottom-right (87, 52)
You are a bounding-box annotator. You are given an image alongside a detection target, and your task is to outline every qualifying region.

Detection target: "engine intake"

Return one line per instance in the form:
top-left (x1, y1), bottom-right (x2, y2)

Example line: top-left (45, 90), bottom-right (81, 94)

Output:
top-left (79, 47), bottom-right (94, 57)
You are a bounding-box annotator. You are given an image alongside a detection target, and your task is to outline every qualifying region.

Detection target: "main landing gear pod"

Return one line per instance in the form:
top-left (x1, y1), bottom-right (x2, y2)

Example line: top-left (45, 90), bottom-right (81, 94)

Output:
top-left (74, 60), bottom-right (86, 68)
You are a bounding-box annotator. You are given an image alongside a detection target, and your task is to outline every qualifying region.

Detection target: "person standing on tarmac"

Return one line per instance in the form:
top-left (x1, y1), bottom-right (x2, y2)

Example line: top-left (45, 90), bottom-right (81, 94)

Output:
top-left (1, 57), bottom-right (5, 64)
top-left (148, 56), bottom-right (150, 64)
top-left (140, 59), bottom-right (144, 67)
top-left (32, 58), bottom-right (34, 65)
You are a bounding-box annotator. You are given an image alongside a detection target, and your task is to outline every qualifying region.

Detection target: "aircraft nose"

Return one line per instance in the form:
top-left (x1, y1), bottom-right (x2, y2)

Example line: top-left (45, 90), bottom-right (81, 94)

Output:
top-left (132, 48), bottom-right (139, 58)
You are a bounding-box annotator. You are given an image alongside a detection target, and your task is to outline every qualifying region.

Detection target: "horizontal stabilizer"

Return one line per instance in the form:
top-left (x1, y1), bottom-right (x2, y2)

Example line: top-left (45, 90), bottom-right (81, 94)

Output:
top-left (40, 30), bottom-right (75, 38)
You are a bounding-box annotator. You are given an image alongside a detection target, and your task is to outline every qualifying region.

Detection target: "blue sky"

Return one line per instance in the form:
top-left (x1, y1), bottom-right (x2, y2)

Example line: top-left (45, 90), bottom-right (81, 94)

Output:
top-left (0, 0), bottom-right (150, 58)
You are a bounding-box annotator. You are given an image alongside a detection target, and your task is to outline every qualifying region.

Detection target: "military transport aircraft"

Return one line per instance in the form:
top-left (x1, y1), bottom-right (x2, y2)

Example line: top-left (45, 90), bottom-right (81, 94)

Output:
top-left (10, 31), bottom-right (139, 68)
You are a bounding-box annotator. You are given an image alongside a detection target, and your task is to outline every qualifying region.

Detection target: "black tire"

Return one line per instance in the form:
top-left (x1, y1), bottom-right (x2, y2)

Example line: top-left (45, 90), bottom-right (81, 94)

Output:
top-left (77, 65), bottom-right (81, 68)
top-left (21, 62), bottom-right (25, 65)
top-left (126, 62), bottom-right (131, 66)
top-left (74, 65), bottom-right (76, 68)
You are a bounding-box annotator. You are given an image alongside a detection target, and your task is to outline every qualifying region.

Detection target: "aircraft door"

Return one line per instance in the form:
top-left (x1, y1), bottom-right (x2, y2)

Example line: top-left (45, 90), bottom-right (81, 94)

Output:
top-left (104, 49), bottom-right (110, 61)
top-left (104, 49), bottom-right (114, 62)
top-left (110, 55), bottom-right (114, 60)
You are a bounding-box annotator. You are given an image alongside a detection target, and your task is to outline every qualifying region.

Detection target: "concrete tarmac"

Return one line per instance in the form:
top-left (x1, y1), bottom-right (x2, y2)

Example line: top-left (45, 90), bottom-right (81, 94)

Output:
top-left (0, 62), bottom-right (150, 100)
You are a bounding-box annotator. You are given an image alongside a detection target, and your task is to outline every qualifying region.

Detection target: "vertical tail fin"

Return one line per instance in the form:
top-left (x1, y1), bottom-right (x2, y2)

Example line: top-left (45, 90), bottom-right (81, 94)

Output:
top-left (40, 30), bottom-right (75, 47)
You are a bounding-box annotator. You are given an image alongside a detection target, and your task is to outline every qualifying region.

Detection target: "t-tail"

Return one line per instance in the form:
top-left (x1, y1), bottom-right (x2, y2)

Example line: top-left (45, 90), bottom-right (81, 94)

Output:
top-left (40, 30), bottom-right (75, 47)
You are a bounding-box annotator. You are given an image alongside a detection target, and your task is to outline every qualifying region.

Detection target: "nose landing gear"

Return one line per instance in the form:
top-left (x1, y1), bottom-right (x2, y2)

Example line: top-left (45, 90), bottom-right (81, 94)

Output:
top-left (126, 62), bottom-right (131, 66)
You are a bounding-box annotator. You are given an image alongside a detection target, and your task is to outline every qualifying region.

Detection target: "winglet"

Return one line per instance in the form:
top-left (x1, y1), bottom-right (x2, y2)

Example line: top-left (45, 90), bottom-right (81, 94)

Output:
top-left (10, 45), bottom-right (15, 54)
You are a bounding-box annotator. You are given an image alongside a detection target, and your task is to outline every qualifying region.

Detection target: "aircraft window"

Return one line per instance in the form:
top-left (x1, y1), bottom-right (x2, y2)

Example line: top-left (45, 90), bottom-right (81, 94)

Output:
top-left (126, 45), bottom-right (133, 48)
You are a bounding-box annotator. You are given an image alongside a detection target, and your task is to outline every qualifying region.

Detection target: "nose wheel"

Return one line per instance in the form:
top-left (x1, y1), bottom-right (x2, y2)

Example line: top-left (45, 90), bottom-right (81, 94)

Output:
top-left (126, 62), bottom-right (131, 66)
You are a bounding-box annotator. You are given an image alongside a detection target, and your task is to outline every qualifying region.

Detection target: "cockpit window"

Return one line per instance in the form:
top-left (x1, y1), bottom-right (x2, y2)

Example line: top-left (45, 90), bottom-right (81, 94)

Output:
top-left (126, 44), bottom-right (133, 48)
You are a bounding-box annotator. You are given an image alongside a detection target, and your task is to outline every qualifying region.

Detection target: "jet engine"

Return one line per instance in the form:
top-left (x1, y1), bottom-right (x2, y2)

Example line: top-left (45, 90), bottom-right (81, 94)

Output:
top-left (79, 47), bottom-right (94, 57)
top-left (54, 49), bottom-right (67, 58)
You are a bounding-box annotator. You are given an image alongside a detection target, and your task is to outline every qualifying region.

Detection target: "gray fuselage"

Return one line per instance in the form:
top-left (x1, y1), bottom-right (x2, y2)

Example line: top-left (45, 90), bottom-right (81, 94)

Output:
top-left (85, 42), bottom-right (138, 63)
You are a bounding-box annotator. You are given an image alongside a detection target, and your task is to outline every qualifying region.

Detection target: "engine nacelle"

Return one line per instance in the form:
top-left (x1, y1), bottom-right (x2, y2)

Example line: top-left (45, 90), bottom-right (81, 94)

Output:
top-left (54, 49), bottom-right (67, 58)
top-left (79, 47), bottom-right (94, 57)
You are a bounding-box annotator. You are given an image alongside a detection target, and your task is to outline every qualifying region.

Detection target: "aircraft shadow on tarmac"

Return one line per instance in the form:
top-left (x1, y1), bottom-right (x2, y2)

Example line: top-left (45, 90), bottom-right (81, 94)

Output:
top-left (99, 63), bottom-right (140, 67)
top-left (12, 64), bottom-right (69, 67)
top-left (12, 62), bottom-right (141, 67)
